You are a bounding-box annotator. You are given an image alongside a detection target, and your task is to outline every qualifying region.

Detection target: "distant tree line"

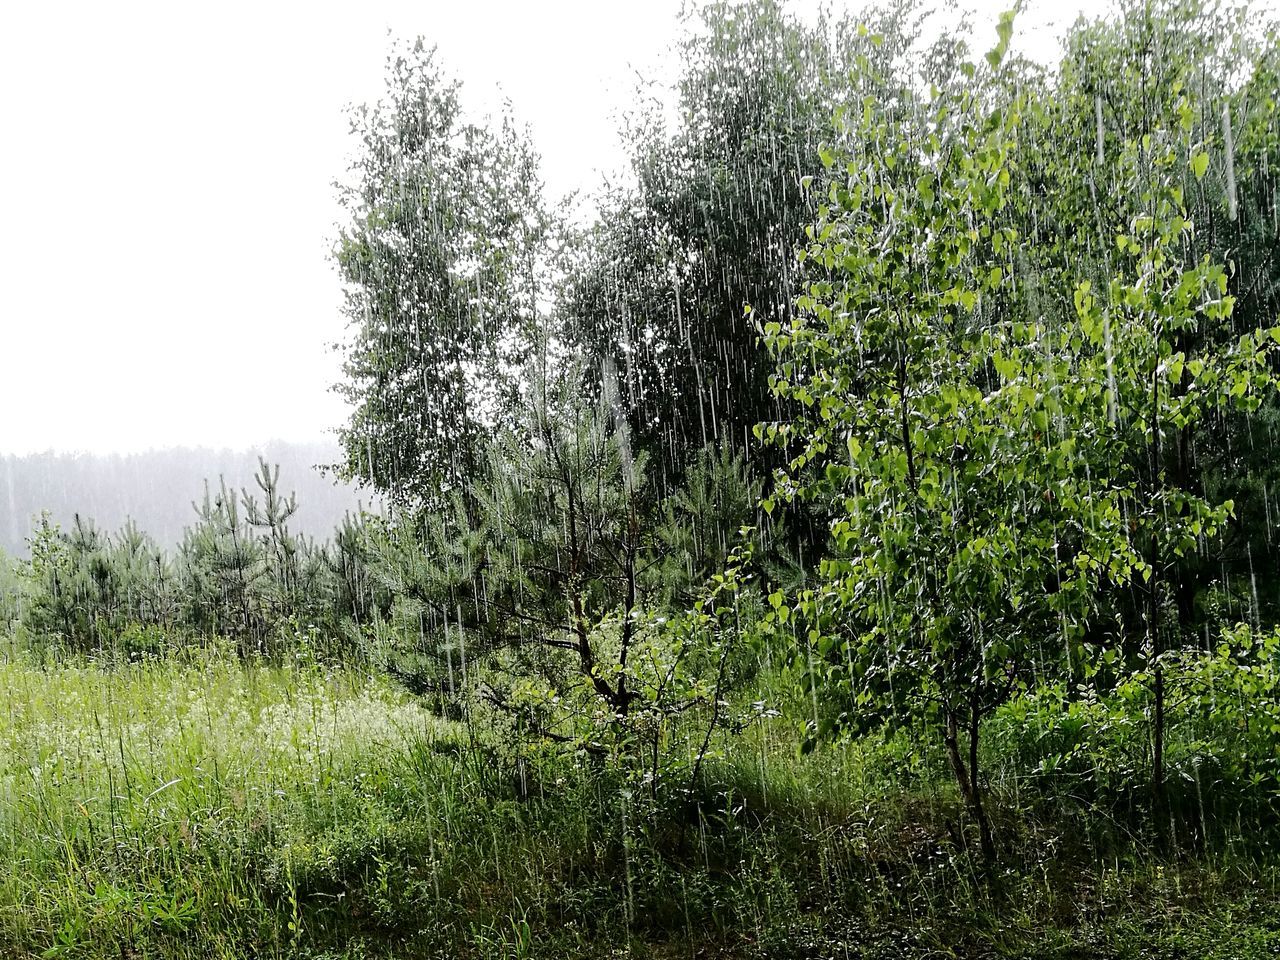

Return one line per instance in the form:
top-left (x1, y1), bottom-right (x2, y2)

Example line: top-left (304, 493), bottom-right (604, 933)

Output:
top-left (0, 443), bottom-right (369, 557)
top-left (0, 459), bottom-right (380, 659)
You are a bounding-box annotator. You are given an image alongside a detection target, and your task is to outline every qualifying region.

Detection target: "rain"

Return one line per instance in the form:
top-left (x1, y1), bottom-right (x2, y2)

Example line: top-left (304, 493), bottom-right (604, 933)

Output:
top-left (2, 0), bottom-right (1280, 957)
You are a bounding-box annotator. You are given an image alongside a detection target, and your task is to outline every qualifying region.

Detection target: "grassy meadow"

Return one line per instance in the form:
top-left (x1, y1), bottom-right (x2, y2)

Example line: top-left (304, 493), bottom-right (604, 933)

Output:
top-left (1, 649), bottom-right (1277, 959)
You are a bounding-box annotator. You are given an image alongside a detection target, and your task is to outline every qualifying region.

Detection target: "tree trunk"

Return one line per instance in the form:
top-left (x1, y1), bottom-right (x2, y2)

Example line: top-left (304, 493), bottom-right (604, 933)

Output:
top-left (1148, 536), bottom-right (1167, 832)
top-left (1153, 660), bottom-right (1166, 809)
top-left (944, 700), bottom-right (996, 866)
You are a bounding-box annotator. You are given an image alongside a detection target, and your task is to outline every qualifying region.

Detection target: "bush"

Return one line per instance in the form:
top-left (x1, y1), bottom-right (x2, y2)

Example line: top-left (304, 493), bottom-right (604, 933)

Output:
top-left (988, 624), bottom-right (1280, 839)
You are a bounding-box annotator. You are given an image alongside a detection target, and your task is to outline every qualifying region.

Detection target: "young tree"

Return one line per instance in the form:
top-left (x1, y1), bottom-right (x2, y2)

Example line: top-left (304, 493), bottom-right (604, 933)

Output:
top-left (464, 365), bottom-right (650, 726)
top-left (649, 440), bottom-right (763, 607)
top-left (764, 10), bottom-right (1280, 860)
top-left (1021, 0), bottom-right (1280, 635)
top-left (321, 510), bottom-right (383, 631)
top-left (333, 39), bottom-right (550, 505)
top-left (108, 519), bottom-right (177, 632)
top-left (762, 58), bottom-right (1067, 860)
top-left (0, 548), bottom-right (24, 632)
top-left (179, 480), bottom-right (267, 647)
top-left (1011, 0), bottom-right (1280, 808)
top-left (22, 515), bottom-right (78, 646)
top-left (241, 458), bottom-right (303, 623)
top-left (1068, 130), bottom-right (1280, 807)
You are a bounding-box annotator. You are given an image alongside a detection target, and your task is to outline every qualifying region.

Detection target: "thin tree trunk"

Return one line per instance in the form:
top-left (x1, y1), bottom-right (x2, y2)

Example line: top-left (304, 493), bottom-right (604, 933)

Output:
top-left (944, 702), bottom-right (996, 865)
top-left (968, 696), bottom-right (996, 866)
top-left (1153, 661), bottom-right (1166, 808)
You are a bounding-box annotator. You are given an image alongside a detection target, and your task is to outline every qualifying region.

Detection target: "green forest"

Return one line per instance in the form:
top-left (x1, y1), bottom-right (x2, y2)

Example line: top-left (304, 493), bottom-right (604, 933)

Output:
top-left (3, 0), bottom-right (1280, 956)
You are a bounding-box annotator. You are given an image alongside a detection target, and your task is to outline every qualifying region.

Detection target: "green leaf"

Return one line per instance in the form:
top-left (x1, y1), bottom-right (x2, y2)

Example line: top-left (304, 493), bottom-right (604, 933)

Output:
top-left (1191, 151), bottom-right (1209, 180)
top-left (986, 9), bottom-right (1016, 68)
top-left (916, 174), bottom-right (935, 205)
top-left (996, 9), bottom-right (1015, 46)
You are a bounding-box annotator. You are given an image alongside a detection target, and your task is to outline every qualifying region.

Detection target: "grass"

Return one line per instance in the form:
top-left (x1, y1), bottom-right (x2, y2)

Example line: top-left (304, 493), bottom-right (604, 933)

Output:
top-left (0, 654), bottom-right (453, 957)
top-left (0, 650), bottom-right (1277, 958)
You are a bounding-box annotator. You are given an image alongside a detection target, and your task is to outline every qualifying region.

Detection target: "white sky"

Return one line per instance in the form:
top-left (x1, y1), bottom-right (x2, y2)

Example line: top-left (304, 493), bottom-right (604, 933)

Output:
top-left (0, 0), bottom-right (1183, 455)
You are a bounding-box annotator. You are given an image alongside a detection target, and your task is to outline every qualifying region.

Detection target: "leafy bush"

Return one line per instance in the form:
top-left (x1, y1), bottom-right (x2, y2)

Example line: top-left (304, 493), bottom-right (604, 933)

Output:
top-left (989, 624), bottom-right (1280, 838)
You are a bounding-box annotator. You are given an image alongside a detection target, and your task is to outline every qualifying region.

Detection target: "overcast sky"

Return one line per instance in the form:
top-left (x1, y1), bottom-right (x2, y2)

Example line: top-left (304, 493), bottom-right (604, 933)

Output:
top-left (0, 0), bottom-right (1194, 455)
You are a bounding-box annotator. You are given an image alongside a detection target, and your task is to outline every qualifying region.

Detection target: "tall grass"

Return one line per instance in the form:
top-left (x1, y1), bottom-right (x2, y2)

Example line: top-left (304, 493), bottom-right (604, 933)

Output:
top-left (0, 655), bottom-right (448, 957)
top-left (1, 651), bottom-right (1277, 959)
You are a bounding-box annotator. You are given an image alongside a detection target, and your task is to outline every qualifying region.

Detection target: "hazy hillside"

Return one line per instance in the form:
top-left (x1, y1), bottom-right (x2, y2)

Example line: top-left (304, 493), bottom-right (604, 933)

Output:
top-left (0, 442), bottom-right (376, 556)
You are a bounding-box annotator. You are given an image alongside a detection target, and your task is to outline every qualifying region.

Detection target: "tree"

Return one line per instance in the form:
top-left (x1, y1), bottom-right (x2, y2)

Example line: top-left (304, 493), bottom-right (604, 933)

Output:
top-left (648, 441), bottom-right (763, 607)
top-left (19, 513), bottom-right (176, 650)
top-left (321, 510), bottom-right (382, 632)
top-left (0, 548), bottom-right (24, 632)
top-left (22, 515), bottom-right (78, 646)
top-left (561, 1), bottom-right (934, 480)
top-left (462, 367), bottom-right (764, 778)
top-left (1066, 131), bottom-right (1280, 808)
top-left (178, 479), bottom-right (267, 646)
top-left (241, 458), bottom-right (303, 623)
top-left (1012, 0), bottom-right (1280, 809)
top-left (1019, 0), bottom-right (1280, 636)
top-left (761, 49), bottom-right (1079, 861)
top-left (107, 520), bottom-right (177, 632)
top-left (334, 39), bottom-right (550, 504)
top-left (449, 363), bottom-right (651, 730)
top-left (763, 8), bottom-right (1280, 861)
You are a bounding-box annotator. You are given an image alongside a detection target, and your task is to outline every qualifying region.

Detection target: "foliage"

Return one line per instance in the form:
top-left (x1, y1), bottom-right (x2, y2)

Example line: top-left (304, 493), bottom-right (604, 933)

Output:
top-left (7, 463), bottom-right (381, 660)
top-left (357, 359), bottom-right (763, 779)
top-left (757, 0), bottom-right (1280, 862)
top-left (333, 39), bottom-right (551, 505)
top-left (762, 36), bottom-right (1091, 861)
top-left (5, 4), bottom-right (1280, 954)
top-left (560, 0), bottom-right (937, 477)
top-left (649, 440), bottom-right (764, 605)
top-left (1019, 0), bottom-right (1280, 637)
top-left (3, 652), bottom-right (1280, 960)
top-left (991, 622), bottom-right (1280, 832)
top-left (20, 514), bottom-right (178, 652)
top-left (0, 548), bottom-right (25, 633)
